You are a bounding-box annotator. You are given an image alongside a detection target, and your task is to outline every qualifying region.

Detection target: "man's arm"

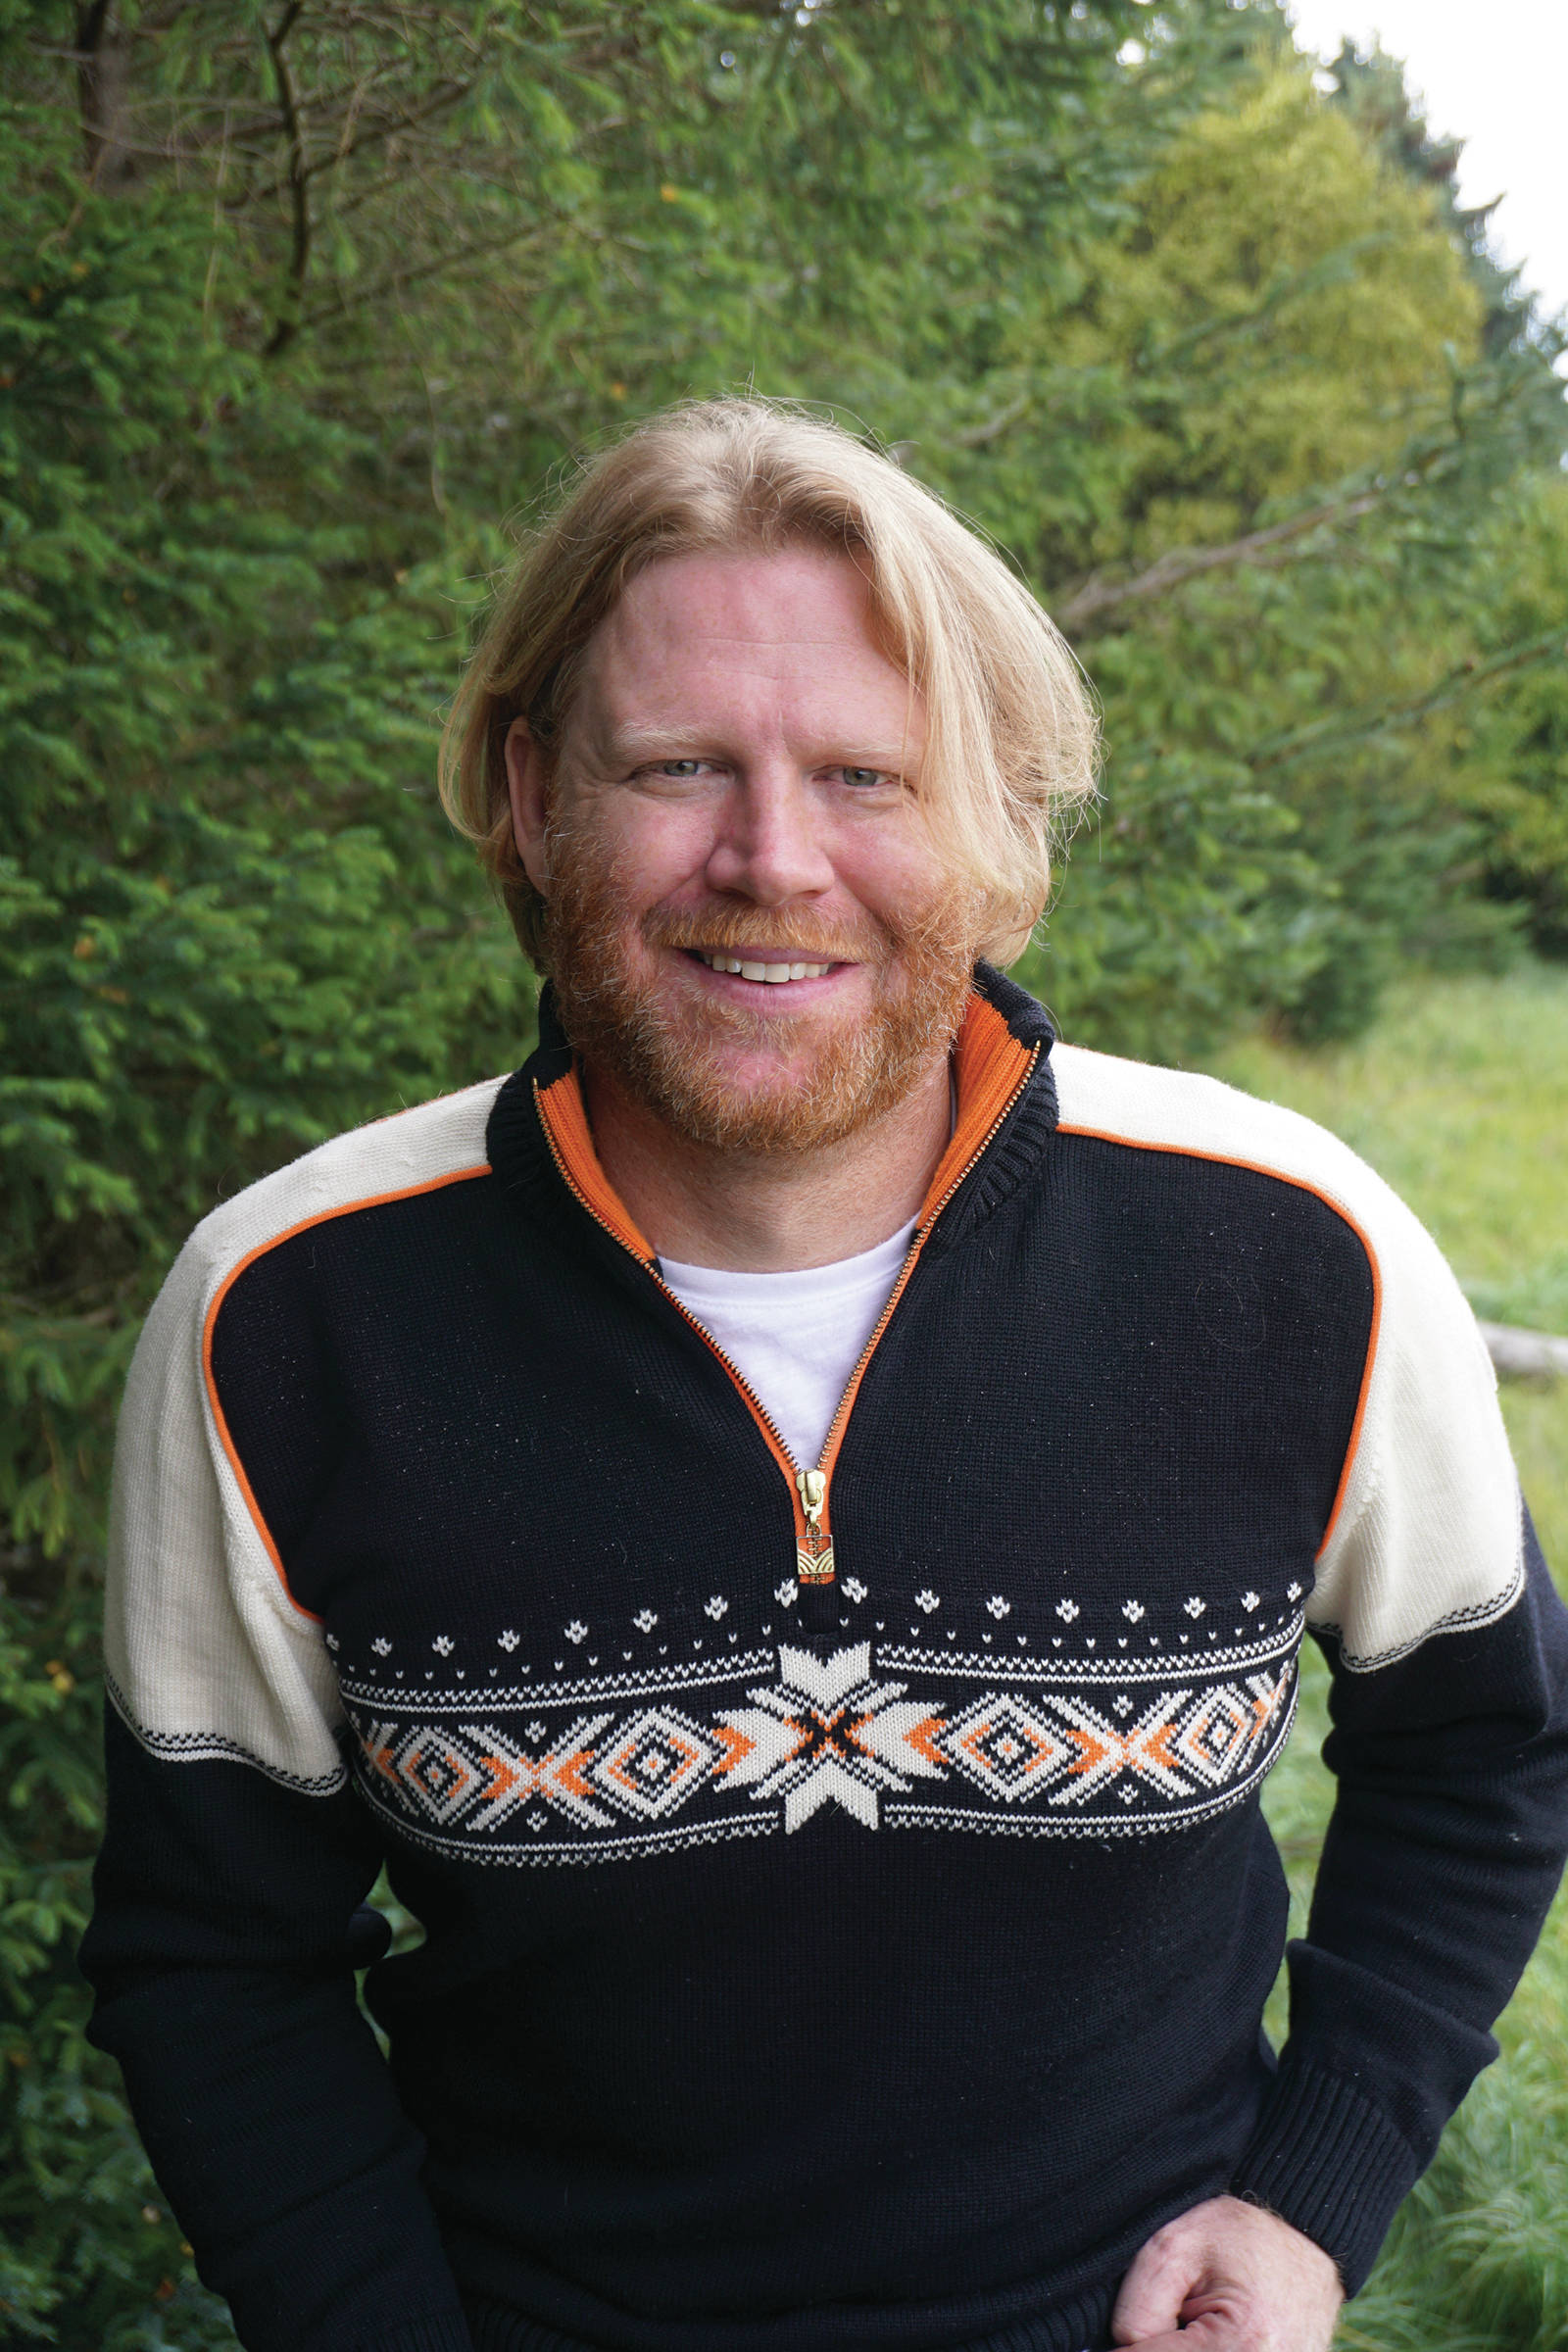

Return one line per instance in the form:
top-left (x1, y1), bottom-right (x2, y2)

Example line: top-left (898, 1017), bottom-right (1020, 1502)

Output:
top-left (1121, 1136), bottom-right (1568, 2345)
top-left (78, 1221), bottom-right (475, 2352)
top-left (84, 1715), bottom-right (472, 2352)
top-left (1231, 1503), bottom-right (1568, 2284)
top-left (1113, 1505), bottom-right (1568, 2350)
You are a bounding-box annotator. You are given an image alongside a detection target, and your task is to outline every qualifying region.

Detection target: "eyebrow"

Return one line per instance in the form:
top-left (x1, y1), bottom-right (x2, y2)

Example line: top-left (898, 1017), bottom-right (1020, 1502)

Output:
top-left (600, 727), bottom-right (915, 769)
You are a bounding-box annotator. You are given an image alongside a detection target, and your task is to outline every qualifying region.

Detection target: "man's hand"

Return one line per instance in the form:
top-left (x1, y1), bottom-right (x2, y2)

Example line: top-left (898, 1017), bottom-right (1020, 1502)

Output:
top-left (1111, 2194), bottom-right (1344, 2350)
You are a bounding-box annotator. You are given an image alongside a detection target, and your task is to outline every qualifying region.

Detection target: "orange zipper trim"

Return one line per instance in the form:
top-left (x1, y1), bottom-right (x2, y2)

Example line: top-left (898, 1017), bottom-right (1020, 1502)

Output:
top-left (812, 1024), bottom-right (1040, 1513)
top-left (532, 992), bottom-right (1038, 1586)
top-left (532, 1074), bottom-right (808, 1543)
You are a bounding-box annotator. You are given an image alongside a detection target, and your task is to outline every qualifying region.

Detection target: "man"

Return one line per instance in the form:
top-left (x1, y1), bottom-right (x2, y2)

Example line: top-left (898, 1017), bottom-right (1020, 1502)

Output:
top-left (84, 400), bottom-right (1568, 2352)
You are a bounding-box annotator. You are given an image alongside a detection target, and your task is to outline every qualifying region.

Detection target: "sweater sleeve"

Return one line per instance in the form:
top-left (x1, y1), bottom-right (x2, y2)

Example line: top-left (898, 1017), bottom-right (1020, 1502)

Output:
top-left (79, 1219), bottom-right (475, 2352)
top-left (1230, 1180), bottom-right (1568, 2294)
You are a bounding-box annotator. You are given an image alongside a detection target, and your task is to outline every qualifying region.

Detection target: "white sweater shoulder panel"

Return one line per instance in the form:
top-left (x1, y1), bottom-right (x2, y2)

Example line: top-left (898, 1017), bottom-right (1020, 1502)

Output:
top-left (1052, 1042), bottom-right (1521, 1669)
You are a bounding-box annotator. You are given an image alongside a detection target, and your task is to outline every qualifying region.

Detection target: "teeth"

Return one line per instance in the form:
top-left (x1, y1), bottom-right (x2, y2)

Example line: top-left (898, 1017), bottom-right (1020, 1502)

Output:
top-left (697, 954), bottom-right (832, 981)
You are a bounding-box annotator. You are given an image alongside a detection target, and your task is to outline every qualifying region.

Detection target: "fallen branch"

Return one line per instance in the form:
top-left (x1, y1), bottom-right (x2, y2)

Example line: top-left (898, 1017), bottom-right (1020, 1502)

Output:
top-left (1479, 1322), bottom-right (1568, 1381)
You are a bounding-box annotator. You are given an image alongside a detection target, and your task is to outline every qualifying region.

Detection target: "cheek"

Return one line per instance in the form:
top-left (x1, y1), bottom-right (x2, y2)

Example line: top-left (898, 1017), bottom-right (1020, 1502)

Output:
top-left (631, 831), bottom-right (718, 914)
top-left (576, 803), bottom-right (717, 918)
top-left (827, 819), bottom-right (953, 926)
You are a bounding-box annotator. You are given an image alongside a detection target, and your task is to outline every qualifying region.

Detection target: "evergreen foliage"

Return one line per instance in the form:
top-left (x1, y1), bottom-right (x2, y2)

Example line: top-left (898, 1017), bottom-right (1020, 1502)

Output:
top-left (1450, 479), bottom-right (1568, 959)
top-left (1, 2), bottom-right (1564, 2340)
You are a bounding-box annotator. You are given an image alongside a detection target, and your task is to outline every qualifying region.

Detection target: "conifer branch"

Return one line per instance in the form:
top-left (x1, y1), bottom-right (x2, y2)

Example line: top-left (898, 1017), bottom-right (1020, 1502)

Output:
top-left (1054, 493), bottom-right (1385, 633)
top-left (297, 221), bottom-right (555, 333)
top-left (233, 76), bottom-right (472, 210)
top-left (1249, 627), bottom-right (1568, 773)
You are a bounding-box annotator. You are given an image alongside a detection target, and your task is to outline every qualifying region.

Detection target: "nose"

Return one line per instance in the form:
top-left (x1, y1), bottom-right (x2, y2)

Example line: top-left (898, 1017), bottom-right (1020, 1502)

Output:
top-left (702, 766), bottom-right (836, 906)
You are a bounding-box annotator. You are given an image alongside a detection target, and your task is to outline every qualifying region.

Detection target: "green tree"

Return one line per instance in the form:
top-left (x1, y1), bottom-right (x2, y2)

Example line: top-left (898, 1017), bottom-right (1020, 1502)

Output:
top-left (1324, 33), bottom-right (1546, 361)
top-left (0, 6), bottom-right (1152, 2338)
top-left (967, 42), bottom-right (1568, 1047)
top-left (1447, 479), bottom-right (1568, 957)
top-left (3, 2), bottom-right (1565, 2337)
top-left (1319, 36), bottom-right (1568, 965)
top-left (0, 178), bottom-right (532, 2346)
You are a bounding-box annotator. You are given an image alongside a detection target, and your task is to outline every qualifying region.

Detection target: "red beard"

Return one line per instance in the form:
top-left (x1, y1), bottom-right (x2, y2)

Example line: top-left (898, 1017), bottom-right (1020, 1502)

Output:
top-left (542, 836), bottom-right (977, 1158)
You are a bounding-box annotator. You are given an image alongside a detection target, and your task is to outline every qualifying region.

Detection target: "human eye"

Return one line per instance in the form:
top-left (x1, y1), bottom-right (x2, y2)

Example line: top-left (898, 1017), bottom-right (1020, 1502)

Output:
top-left (628, 756), bottom-right (715, 785)
top-left (831, 763), bottom-right (899, 792)
top-left (843, 765), bottom-right (884, 788)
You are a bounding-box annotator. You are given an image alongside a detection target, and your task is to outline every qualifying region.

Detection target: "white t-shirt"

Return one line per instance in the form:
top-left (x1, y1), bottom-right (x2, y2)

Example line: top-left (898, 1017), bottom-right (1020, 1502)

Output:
top-left (659, 1219), bottom-right (917, 1472)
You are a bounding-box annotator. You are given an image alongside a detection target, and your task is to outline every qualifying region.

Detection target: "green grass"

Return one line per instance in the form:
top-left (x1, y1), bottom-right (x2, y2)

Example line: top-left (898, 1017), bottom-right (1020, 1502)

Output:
top-left (1201, 962), bottom-right (1568, 2348)
top-left (1204, 962), bottom-right (1568, 1333)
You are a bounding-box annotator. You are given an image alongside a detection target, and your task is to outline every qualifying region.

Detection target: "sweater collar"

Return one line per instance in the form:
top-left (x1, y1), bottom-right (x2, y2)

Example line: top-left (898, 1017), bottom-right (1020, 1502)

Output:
top-left (485, 961), bottom-right (1057, 1265)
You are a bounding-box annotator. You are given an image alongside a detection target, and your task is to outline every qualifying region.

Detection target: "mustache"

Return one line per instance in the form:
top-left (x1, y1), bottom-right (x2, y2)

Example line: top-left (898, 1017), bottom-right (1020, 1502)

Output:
top-left (645, 906), bottom-right (892, 965)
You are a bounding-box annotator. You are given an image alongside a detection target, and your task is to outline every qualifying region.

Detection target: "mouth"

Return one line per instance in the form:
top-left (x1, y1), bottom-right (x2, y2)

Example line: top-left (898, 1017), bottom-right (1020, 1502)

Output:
top-left (687, 951), bottom-right (840, 985)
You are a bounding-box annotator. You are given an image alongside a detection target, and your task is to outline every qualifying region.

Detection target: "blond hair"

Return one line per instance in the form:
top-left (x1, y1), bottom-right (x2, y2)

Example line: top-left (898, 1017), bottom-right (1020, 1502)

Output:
top-left (439, 398), bottom-right (1098, 967)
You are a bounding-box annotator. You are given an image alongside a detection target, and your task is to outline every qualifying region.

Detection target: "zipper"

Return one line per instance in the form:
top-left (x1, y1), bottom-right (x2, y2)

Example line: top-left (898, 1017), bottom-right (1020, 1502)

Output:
top-left (810, 1040), bottom-right (1041, 1511)
top-left (533, 1036), bottom-right (1039, 1597)
top-left (531, 1081), bottom-right (821, 1568)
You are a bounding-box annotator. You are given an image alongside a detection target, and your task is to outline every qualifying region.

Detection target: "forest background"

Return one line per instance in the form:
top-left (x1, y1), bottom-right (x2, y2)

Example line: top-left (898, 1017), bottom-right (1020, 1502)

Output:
top-left (2, 0), bottom-right (1566, 2343)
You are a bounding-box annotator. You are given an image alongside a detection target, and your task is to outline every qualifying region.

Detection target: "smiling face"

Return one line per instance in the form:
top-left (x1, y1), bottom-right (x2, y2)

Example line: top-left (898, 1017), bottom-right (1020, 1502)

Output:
top-left (506, 545), bottom-right (981, 1156)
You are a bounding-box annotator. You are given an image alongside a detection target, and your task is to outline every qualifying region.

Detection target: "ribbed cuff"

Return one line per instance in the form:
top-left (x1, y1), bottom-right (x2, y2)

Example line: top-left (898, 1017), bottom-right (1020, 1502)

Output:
top-left (356, 2312), bottom-right (476, 2352)
top-left (1231, 2059), bottom-right (1420, 2295)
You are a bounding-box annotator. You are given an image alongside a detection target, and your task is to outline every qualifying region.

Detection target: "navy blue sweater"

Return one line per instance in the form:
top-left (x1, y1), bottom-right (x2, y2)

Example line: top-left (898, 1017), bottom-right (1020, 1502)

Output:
top-left (82, 968), bottom-right (1568, 2352)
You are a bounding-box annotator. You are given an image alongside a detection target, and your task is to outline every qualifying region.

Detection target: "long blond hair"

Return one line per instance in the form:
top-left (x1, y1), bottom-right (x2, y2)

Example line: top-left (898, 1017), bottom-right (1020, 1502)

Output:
top-left (439, 399), bottom-right (1098, 967)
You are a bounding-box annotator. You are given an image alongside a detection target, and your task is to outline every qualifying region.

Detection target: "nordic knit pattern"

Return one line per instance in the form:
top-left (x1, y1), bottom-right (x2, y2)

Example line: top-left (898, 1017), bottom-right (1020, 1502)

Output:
top-left (82, 966), bottom-right (1568, 2352)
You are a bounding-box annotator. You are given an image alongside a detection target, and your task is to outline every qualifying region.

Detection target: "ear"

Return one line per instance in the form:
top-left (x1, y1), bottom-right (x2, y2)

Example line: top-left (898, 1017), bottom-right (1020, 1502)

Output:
top-left (504, 719), bottom-right (555, 897)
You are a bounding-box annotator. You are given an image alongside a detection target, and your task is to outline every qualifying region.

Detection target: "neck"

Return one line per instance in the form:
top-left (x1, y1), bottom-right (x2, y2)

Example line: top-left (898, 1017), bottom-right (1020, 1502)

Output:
top-left (581, 1056), bottom-right (951, 1272)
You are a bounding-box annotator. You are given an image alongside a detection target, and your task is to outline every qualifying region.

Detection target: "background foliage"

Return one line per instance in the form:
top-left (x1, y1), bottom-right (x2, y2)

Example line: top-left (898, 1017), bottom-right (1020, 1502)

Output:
top-left (2, 0), bottom-right (1564, 2340)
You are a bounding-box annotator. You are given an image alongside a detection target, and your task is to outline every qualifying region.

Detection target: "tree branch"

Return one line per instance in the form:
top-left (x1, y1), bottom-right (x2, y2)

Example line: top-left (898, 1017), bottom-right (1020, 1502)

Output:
top-left (952, 391), bottom-right (1034, 450)
top-left (297, 220), bottom-right (555, 335)
top-left (75, 0), bottom-right (134, 188)
top-left (1248, 626), bottom-right (1568, 774)
top-left (225, 74), bottom-right (472, 208)
top-left (262, 1), bottom-right (310, 358)
top-left (1054, 492), bottom-right (1385, 633)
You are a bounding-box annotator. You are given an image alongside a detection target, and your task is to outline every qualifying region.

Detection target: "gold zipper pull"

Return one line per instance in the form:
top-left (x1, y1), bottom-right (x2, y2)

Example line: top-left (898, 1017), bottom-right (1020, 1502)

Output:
top-left (795, 1469), bottom-right (834, 1586)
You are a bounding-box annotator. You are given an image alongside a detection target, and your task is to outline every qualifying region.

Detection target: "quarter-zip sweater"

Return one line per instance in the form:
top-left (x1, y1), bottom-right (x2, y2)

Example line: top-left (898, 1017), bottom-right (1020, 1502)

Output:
top-left (83, 967), bottom-right (1568, 2352)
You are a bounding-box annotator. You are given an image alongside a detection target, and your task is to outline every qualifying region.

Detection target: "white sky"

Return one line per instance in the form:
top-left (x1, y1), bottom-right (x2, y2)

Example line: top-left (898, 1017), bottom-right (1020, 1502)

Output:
top-left (1284, 0), bottom-right (1568, 337)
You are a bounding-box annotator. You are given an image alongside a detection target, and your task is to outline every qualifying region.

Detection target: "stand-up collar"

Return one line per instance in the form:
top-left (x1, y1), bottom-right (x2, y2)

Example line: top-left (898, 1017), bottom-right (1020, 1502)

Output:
top-left (485, 962), bottom-right (1057, 1265)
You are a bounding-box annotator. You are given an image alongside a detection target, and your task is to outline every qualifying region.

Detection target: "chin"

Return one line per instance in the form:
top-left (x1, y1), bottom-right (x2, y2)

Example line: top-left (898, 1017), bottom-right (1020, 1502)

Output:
top-left (548, 889), bottom-right (976, 1156)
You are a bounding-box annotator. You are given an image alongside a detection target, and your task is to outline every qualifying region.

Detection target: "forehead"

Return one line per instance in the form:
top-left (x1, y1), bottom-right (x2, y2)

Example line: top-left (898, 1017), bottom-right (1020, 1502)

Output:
top-left (573, 546), bottom-right (920, 746)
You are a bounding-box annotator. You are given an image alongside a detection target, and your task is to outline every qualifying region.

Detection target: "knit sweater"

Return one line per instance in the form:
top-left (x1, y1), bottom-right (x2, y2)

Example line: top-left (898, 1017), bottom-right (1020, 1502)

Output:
top-left (82, 965), bottom-right (1568, 2352)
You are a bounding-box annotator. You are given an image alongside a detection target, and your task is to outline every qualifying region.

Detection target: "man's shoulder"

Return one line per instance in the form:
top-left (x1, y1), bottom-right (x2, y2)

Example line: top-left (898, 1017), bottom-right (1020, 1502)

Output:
top-left (180, 1073), bottom-right (509, 1295)
top-left (1049, 1038), bottom-right (1408, 1254)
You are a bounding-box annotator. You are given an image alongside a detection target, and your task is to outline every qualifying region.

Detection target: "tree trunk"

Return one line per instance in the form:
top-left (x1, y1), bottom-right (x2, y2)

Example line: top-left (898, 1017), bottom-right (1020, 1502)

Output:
top-left (76, 0), bottom-right (136, 190)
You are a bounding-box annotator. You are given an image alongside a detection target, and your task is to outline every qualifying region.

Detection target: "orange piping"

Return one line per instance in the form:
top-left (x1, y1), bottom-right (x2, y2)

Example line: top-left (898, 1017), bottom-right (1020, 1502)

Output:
top-left (533, 1069), bottom-right (656, 1264)
top-left (811, 1000), bottom-right (1036, 1505)
top-left (534, 1071), bottom-right (806, 1528)
top-left (201, 1162), bottom-right (491, 1622)
top-left (533, 995), bottom-right (1039, 1569)
top-left (1055, 1122), bottom-right (1383, 1558)
top-left (919, 994), bottom-right (1036, 1228)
